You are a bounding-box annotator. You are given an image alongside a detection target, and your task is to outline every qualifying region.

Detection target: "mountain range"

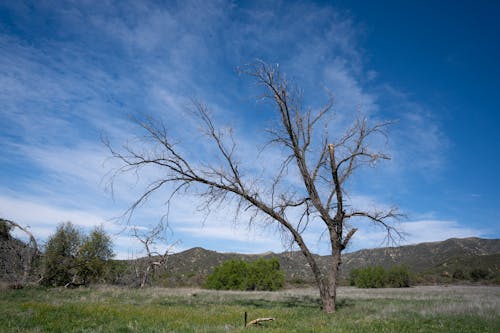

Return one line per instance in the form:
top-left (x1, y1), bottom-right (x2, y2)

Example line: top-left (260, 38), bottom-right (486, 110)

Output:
top-left (159, 237), bottom-right (500, 286)
top-left (2, 233), bottom-right (499, 286)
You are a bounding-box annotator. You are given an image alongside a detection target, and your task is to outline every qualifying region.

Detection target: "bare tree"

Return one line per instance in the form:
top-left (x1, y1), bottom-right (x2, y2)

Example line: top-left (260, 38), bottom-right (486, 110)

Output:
top-left (107, 62), bottom-right (400, 312)
top-left (131, 222), bottom-right (177, 288)
top-left (0, 218), bottom-right (39, 286)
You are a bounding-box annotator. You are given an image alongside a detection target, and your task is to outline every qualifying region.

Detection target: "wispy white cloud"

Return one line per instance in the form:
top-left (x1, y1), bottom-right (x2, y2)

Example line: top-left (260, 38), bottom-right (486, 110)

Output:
top-left (400, 220), bottom-right (487, 244)
top-left (348, 219), bottom-right (487, 252)
top-left (0, 195), bottom-right (124, 251)
top-left (0, 194), bottom-right (174, 258)
top-left (177, 225), bottom-right (273, 244)
top-left (0, 196), bottom-right (110, 229)
top-left (376, 84), bottom-right (450, 176)
top-left (0, 0), bottom-right (466, 258)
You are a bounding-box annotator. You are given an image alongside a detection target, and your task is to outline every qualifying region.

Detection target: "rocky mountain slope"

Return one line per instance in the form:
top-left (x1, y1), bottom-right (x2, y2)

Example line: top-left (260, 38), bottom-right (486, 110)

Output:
top-left (158, 237), bottom-right (500, 285)
top-left (341, 237), bottom-right (500, 272)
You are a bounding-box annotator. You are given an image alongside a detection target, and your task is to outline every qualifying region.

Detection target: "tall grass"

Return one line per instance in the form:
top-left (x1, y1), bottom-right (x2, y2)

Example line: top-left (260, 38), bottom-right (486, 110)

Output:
top-left (0, 285), bottom-right (498, 332)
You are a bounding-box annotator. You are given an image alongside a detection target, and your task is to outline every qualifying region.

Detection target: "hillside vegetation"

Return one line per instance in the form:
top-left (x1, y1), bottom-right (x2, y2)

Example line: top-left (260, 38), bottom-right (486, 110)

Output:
top-left (418, 253), bottom-right (500, 284)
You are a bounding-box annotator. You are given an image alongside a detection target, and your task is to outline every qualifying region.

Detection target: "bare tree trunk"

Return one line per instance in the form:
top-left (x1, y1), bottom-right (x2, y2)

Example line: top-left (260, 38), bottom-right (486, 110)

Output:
top-left (321, 289), bottom-right (336, 313)
top-left (140, 265), bottom-right (150, 288)
top-left (312, 245), bottom-right (341, 313)
top-left (328, 248), bottom-right (343, 312)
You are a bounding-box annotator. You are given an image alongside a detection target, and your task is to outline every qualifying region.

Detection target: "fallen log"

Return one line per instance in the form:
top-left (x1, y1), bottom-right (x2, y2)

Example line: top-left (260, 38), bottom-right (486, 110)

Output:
top-left (245, 317), bottom-right (275, 327)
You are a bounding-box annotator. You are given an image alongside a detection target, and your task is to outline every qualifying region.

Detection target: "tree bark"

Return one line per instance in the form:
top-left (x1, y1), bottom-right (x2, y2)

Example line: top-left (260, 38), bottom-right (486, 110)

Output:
top-left (318, 246), bottom-right (341, 313)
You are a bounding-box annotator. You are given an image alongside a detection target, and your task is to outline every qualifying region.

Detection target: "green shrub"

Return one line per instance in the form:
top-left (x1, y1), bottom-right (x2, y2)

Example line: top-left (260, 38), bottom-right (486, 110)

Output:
top-left (387, 265), bottom-right (411, 287)
top-left (470, 268), bottom-right (490, 281)
top-left (353, 266), bottom-right (387, 288)
top-left (248, 258), bottom-right (284, 291)
top-left (205, 260), bottom-right (249, 290)
top-left (205, 258), bottom-right (284, 291)
top-left (349, 268), bottom-right (360, 286)
top-left (41, 222), bottom-right (114, 286)
top-left (350, 265), bottom-right (411, 288)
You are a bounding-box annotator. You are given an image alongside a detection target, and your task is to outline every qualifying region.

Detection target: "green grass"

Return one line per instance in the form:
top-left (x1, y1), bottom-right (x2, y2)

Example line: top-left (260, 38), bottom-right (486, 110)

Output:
top-left (0, 286), bottom-right (499, 332)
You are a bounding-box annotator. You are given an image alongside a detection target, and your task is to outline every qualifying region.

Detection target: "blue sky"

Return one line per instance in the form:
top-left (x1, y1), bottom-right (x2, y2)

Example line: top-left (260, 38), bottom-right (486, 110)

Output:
top-left (1, 0), bottom-right (498, 258)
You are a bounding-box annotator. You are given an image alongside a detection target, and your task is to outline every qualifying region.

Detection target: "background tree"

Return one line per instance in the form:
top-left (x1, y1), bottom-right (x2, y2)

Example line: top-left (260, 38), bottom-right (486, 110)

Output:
top-left (77, 225), bottom-right (114, 285)
top-left (42, 222), bottom-right (82, 286)
top-left (0, 218), bottom-right (39, 285)
top-left (42, 222), bottom-right (114, 286)
top-left (131, 221), bottom-right (177, 288)
top-left (107, 62), bottom-right (400, 312)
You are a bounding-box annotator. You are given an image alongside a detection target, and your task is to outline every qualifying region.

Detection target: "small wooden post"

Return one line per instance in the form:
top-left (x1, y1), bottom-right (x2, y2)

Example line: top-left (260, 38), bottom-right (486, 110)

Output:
top-left (244, 312), bottom-right (248, 327)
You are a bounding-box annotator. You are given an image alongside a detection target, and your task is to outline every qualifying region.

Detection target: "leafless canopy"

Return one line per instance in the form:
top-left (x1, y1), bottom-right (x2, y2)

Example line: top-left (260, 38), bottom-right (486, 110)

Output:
top-left (106, 62), bottom-right (401, 312)
top-left (131, 221), bottom-right (178, 288)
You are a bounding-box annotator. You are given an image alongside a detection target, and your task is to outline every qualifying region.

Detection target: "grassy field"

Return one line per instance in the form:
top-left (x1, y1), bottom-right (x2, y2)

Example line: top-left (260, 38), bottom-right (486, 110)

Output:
top-left (0, 285), bottom-right (499, 332)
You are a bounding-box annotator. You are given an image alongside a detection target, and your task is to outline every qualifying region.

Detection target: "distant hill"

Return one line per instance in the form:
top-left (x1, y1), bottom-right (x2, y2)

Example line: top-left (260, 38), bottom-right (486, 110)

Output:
top-left (341, 237), bottom-right (500, 272)
top-left (417, 253), bottom-right (500, 284)
top-left (161, 246), bottom-right (323, 286)
top-left (3, 234), bottom-right (499, 286)
top-left (153, 237), bottom-right (500, 286)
